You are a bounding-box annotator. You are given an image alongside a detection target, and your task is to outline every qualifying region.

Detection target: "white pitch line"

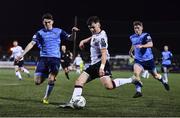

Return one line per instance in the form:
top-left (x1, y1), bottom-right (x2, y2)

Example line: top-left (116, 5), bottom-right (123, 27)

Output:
top-left (0, 83), bottom-right (20, 86)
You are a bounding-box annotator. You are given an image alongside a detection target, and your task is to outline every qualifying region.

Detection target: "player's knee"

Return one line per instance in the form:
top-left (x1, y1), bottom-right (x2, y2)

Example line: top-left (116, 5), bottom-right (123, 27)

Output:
top-left (48, 79), bottom-right (55, 86)
top-left (105, 85), bottom-right (114, 90)
top-left (35, 81), bottom-right (41, 85)
top-left (15, 68), bottom-right (19, 71)
top-left (104, 83), bottom-right (114, 90)
top-left (49, 73), bottom-right (57, 81)
top-left (154, 73), bottom-right (161, 79)
top-left (19, 67), bottom-right (23, 71)
top-left (34, 77), bottom-right (42, 85)
top-left (134, 72), bottom-right (140, 77)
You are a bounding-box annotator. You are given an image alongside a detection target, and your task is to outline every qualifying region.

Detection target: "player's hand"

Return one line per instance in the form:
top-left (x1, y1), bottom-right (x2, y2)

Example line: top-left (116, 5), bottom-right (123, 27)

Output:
top-left (99, 68), bottom-right (105, 77)
top-left (79, 41), bottom-right (85, 50)
top-left (72, 27), bottom-right (80, 32)
top-left (61, 60), bottom-right (64, 62)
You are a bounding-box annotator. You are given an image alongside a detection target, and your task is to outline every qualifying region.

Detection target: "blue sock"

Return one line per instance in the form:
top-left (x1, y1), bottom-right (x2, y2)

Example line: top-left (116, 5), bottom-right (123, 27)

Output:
top-left (44, 83), bottom-right (54, 99)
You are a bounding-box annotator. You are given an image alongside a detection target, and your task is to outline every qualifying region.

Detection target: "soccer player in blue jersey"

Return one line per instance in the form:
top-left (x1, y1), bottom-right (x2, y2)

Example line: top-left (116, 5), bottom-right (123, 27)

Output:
top-left (17, 13), bottom-right (79, 104)
top-left (129, 21), bottom-right (170, 98)
top-left (161, 45), bottom-right (173, 84)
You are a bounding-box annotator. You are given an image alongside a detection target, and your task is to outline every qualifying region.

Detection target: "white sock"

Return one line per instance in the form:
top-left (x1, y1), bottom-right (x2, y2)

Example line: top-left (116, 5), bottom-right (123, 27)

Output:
top-left (76, 69), bottom-right (81, 74)
top-left (16, 71), bottom-right (22, 79)
top-left (113, 78), bottom-right (133, 88)
top-left (163, 73), bottom-right (168, 83)
top-left (22, 68), bottom-right (30, 74)
top-left (70, 86), bottom-right (83, 103)
top-left (136, 84), bottom-right (142, 93)
top-left (141, 70), bottom-right (149, 79)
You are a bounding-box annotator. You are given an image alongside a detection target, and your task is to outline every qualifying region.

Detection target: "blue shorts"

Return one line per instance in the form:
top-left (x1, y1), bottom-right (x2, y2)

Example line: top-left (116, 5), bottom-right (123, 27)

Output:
top-left (162, 64), bottom-right (171, 68)
top-left (161, 64), bottom-right (172, 72)
top-left (134, 59), bottom-right (156, 71)
top-left (35, 57), bottom-right (60, 78)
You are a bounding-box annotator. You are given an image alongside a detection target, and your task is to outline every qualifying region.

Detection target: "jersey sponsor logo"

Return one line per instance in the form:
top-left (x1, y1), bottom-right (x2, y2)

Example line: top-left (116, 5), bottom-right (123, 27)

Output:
top-left (101, 38), bottom-right (106, 47)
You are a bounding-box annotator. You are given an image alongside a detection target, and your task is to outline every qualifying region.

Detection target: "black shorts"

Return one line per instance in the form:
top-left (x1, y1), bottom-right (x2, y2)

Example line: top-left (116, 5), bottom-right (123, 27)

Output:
top-left (85, 61), bottom-right (112, 82)
top-left (61, 62), bottom-right (70, 69)
top-left (14, 60), bottom-right (24, 67)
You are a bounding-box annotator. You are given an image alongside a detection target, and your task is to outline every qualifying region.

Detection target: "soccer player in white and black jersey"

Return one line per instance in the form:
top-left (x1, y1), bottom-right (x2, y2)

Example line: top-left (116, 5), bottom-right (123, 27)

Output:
top-left (10, 40), bottom-right (30, 80)
top-left (59, 16), bottom-right (138, 108)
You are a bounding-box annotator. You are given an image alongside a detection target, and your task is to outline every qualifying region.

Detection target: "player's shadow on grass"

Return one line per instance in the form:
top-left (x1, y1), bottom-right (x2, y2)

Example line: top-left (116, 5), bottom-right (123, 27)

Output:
top-left (0, 96), bottom-right (41, 103)
top-left (84, 93), bottom-right (119, 99)
top-left (49, 102), bottom-right (65, 106)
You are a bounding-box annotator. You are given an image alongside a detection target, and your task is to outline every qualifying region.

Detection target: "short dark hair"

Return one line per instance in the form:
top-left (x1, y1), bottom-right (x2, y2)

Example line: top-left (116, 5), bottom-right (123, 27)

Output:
top-left (42, 13), bottom-right (53, 20)
top-left (133, 21), bottom-right (143, 26)
top-left (13, 40), bottom-right (18, 43)
top-left (86, 16), bottom-right (100, 26)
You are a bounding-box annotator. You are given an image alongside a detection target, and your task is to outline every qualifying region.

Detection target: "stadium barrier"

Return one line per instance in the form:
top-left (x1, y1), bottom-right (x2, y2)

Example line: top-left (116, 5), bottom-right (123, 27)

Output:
top-left (0, 61), bottom-right (36, 69)
top-left (0, 61), bottom-right (14, 68)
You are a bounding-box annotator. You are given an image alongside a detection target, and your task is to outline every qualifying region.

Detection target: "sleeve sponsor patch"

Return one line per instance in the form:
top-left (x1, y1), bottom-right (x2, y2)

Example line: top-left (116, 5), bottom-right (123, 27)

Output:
top-left (100, 38), bottom-right (107, 48)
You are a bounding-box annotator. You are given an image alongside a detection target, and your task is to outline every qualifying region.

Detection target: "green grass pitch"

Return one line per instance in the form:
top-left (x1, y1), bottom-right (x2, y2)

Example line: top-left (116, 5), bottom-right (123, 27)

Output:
top-left (0, 69), bottom-right (180, 117)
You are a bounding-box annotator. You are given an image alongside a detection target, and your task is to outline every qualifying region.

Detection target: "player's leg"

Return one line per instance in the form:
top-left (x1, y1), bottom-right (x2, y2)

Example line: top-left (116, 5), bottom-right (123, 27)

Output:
top-left (151, 67), bottom-right (170, 91)
top-left (76, 65), bottom-right (81, 74)
top-left (132, 63), bottom-right (143, 98)
top-left (162, 66), bottom-right (168, 83)
top-left (64, 67), bottom-right (70, 80)
top-left (20, 66), bottom-right (30, 74)
top-left (69, 72), bottom-right (89, 102)
top-left (42, 57), bottom-right (60, 104)
top-left (15, 66), bottom-right (22, 80)
top-left (61, 62), bottom-right (70, 80)
top-left (70, 61), bottom-right (102, 102)
top-left (19, 60), bottom-right (30, 77)
top-left (59, 63), bottom-right (97, 108)
top-left (100, 76), bottom-right (114, 89)
top-left (99, 61), bottom-right (133, 90)
top-left (58, 71), bottom-right (89, 108)
top-left (141, 70), bottom-right (150, 79)
top-left (43, 73), bottom-right (57, 104)
top-left (34, 58), bottom-right (48, 85)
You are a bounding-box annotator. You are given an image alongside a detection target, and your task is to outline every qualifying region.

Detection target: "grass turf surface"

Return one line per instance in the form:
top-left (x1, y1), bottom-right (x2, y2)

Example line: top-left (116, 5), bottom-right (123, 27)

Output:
top-left (0, 69), bottom-right (180, 117)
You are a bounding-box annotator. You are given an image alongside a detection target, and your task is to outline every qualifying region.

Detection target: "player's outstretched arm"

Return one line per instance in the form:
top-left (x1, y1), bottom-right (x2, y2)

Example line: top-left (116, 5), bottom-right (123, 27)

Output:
top-left (17, 41), bottom-right (36, 60)
top-left (79, 37), bottom-right (91, 50)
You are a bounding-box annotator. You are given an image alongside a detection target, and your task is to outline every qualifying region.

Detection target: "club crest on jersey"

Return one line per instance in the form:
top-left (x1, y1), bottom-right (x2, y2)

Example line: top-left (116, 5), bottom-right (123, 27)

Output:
top-left (93, 38), bottom-right (96, 42)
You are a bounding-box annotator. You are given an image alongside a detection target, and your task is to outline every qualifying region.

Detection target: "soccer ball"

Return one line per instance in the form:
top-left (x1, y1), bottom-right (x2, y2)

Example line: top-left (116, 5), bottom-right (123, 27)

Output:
top-left (72, 96), bottom-right (86, 109)
top-left (141, 70), bottom-right (150, 79)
